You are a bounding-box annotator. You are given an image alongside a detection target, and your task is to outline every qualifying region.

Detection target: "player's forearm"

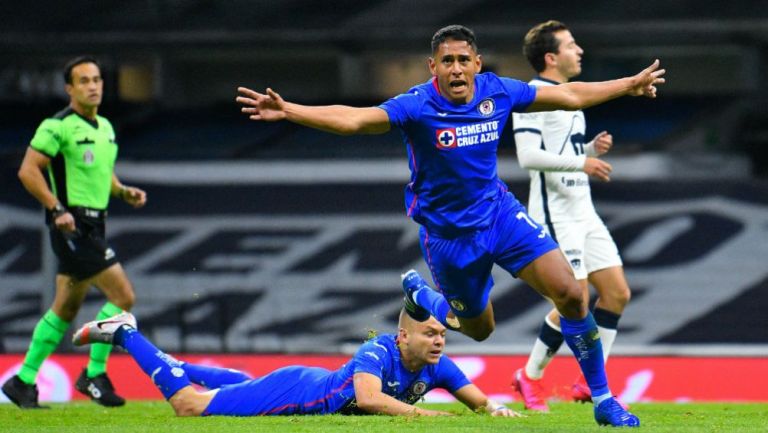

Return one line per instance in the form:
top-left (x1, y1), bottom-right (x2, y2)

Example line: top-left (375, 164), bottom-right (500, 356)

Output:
top-left (110, 174), bottom-right (128, 200)
top-left (516, 139), bottom-right (585, 172)
top-left (558, 77), bottom-right (634, 110)
top-left (283, 103), bottom-right (388, 135)
top-left (356, 394), bottom-right (449, 416)
top-left (583, 140), bottom-right (597, 157)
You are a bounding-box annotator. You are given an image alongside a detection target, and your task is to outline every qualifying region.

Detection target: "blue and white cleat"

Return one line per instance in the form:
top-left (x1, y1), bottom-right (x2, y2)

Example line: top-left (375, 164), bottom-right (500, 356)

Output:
top-left (401, 269), bottom-right (431, 322)
top-left (72, 312), bottom-right (137, 346)
top-left (594, 397), bottom-right (640, 427)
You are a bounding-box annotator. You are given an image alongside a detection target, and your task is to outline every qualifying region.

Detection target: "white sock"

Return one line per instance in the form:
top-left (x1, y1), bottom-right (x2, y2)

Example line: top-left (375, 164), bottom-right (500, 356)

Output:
top-left (524, 315), bottom-right (562, 380)
top-left (597, 326), bottom-right (617, 363)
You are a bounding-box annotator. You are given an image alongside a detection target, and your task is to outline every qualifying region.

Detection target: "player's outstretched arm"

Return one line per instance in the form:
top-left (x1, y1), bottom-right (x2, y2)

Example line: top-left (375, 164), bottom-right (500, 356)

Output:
top-left (452, 384), bottom-right (521, 417)
top-left (352, 373), bottom-right (452, 416)
top-left (236, 87), bottom-right (390, 135)
top-left (527, 59), bottom-right (666, 112)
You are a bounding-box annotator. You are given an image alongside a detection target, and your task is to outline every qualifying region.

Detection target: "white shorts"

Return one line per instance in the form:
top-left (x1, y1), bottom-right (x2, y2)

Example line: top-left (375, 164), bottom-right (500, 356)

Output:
top-left (546, 215), bottom-right (622, 280)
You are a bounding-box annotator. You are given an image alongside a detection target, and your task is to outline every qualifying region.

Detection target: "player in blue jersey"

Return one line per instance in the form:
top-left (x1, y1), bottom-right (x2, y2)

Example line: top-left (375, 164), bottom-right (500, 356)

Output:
top-left (72, 311), bottom-right (518, 417)
top-left (236, 25), bottom-right (664, 426)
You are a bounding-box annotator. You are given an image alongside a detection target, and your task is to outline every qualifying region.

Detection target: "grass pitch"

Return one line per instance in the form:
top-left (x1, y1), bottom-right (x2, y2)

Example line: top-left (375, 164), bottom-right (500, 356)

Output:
top-left (2, 401), bottom-right (766, 433)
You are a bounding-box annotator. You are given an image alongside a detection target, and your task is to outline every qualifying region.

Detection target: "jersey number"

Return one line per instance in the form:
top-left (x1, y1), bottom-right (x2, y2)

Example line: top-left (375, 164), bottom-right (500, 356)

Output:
top-left (571, 133), bottom-right (585, 155)
top-left (516, 211), bottom-right (538, 229)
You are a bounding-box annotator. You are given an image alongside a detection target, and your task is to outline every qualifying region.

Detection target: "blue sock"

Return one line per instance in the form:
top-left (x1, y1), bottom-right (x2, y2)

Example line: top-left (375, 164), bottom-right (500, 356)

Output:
top-left (414, 288), bottom-right (454, 329)
top-left (181, 363), bottom-right (252, 389)
top-left (560, 313), bottom-right (611, 402)
top-left (114, 326), bottom-right (190, 400)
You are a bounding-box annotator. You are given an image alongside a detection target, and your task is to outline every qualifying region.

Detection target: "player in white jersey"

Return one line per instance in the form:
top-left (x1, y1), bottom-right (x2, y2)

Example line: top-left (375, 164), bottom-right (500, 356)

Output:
top-left (510, 20), bottom-right (632, 412)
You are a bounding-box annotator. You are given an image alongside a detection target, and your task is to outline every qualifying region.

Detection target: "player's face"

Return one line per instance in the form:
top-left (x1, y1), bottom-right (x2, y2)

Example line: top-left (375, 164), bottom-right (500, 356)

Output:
top-left (66, 62), bottom-right (103, 110)
top-left (552, 30), bottom-right (583, 79)
top-left (404, 317), bottom-right (446, 365)
top-left (429, 39), bottom-right (482, 105)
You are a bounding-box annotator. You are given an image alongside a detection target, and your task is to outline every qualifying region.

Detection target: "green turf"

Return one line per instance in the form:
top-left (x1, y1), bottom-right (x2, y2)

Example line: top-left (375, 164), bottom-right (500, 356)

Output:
top-left (1, 402), bottom-right (766, 432)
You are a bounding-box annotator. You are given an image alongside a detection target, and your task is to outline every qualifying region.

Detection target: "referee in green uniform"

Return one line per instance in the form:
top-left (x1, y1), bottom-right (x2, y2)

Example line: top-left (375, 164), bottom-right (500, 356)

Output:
top-left (2, 56), bottom-right (146, 408)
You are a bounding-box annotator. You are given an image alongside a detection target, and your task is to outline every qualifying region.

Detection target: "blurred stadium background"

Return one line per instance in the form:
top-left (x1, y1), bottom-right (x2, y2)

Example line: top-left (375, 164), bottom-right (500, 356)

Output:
top-left (1, 0), bottom-right (767, 402)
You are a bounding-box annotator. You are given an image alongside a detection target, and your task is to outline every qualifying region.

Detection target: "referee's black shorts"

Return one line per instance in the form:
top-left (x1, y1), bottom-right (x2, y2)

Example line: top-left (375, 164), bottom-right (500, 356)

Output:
top-left (49, 207), bottom-right (118, 281)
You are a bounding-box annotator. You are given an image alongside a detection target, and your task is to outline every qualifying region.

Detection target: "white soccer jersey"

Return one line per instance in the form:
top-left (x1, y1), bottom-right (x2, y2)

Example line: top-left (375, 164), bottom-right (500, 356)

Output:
top-left (512, 77), bottom-right (599, 225)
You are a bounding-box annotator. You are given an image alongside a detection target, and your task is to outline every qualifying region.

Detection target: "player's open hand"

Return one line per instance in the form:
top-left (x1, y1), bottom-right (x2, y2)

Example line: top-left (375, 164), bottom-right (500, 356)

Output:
top-left (236, 87), bottom-right (287, 121)
top-left (629, 59), bottom-right (665, 98)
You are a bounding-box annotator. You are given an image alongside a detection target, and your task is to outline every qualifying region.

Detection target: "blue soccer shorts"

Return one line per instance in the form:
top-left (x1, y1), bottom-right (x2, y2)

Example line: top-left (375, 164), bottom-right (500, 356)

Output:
top-left (419, 192), bottom-right (558, 318)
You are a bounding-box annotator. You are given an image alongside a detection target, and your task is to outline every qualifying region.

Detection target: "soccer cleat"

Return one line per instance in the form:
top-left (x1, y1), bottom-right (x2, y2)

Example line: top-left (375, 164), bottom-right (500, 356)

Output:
top-left (400, 269), bottom-right (431, 322)
top-left (510, 368), bottom-right (549, 412)
top-left (594, 397), bottom-right (640, 427)
top-left (572, 374), bottom-right (592, 403)
top-left (1, 375), bottom-right (49, 409)
top-left (75, 369), bottom-right (126, 407)
top-left (573, 374), bottom-right (629, 409)
top-left (72, 311), bottom-right (137, 346)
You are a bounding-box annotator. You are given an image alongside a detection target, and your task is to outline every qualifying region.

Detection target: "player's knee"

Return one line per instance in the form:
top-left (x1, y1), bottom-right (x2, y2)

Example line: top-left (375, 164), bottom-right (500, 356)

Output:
top-left (113, 288), bottom-right (136, 311)
top-left (465, 322), bottom-right (494, 342)
top-left (54, 306), bottom-right (80, 322)
top-left (52, 300), bottom-right (81, 322)
top-left (170, 395), bottom-right (202, 417)
top-left (121, 290), bottom-right (136, 310)
top-left (553, 282), bottom-right (586, 319)
top-left (613, 286), bottom-right (631, 308)
top-left (172, 404), bottom-right (198, 417)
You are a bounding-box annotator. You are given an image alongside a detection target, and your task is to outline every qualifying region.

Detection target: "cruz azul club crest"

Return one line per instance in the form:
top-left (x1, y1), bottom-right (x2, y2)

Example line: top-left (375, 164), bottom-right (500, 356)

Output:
top-left (477, 98), bottom-right (495, 116)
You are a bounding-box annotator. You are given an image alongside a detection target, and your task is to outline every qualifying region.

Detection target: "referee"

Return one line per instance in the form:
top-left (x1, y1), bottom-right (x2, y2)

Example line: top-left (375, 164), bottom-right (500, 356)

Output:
top-left (2, 56), bottom-right (146, 408)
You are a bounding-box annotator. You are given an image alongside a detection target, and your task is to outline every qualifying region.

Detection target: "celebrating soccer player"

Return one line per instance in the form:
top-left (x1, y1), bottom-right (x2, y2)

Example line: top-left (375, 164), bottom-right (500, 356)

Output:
top-left (236, 24), bottom-right (664, 426)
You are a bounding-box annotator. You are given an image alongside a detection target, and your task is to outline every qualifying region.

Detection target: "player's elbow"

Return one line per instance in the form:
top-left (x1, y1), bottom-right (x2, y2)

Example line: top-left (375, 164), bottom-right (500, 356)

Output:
top-left (354, 392), bottom-right (389, 414)
top-left (335, 125), bottom-right (359, 136)
top-left (353, 395), bottom-right (377, 413)
top-left (17, 165), bottom-right (43, 192)
top-left (515, 149), bottom-right (543, 171)
top-left (516, 154), bottom-right (534, 170)
top-left (559, 95), bottom-right (583, 110)
top-left (17, 165), bottom-right (33, 185)
top-left (336, 120), bottom-right (380, 136)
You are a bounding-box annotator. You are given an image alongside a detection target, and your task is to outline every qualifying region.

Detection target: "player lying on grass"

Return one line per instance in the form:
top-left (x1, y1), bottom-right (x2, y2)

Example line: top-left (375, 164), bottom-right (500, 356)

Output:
top-left (72, 310), bottom-right (518, 417)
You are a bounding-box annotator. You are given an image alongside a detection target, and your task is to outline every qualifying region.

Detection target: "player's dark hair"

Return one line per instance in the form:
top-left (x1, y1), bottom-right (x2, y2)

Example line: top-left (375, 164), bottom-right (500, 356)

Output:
top-left (63, 55), bottom-right (101, 84)
top-left (431, 25), bottom-right (478, 53)
top-left (523, 20), bottom-right (569, 73)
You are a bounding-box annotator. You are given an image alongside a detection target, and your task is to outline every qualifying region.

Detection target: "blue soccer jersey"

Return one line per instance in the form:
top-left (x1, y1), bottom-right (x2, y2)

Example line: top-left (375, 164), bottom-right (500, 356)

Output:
top-left (203, 334), bottom-right (470, 416)
top-left (334, 334), bottom-right (470, 413)
top-left (380, 73), bottom-right (536, 235)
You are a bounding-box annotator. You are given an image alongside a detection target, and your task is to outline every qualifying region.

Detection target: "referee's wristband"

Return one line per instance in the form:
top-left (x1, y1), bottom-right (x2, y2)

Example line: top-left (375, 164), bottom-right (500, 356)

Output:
top-left (49, 203), bottom-right (67, 219)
